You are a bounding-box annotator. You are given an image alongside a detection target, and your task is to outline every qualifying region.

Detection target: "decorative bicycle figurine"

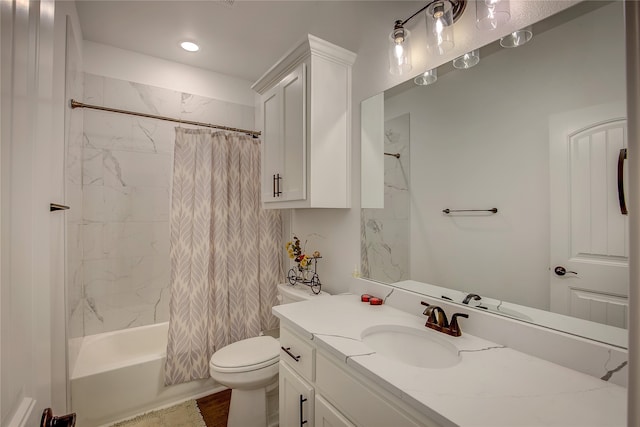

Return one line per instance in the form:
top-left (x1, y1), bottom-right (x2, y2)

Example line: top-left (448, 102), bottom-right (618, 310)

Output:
top-left (287, 256), bottom-right (322, 294)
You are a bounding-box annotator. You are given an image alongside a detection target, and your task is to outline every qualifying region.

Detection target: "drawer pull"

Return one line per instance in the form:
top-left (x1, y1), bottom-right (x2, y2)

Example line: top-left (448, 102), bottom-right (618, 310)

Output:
top-left (281, 346), bottom-right (301, 362)
top-left (299, 395), bottom-right (308, 426)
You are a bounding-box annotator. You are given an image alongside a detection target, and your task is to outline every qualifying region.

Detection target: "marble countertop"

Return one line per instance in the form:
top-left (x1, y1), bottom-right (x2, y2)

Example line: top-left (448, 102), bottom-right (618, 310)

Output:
top-left (272, 294), bottom-right (626, 427)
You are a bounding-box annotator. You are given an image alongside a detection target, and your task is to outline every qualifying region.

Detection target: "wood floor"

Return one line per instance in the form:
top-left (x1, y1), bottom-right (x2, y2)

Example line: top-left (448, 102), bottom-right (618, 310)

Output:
top-left (196, 389), bottom-right (231, 427)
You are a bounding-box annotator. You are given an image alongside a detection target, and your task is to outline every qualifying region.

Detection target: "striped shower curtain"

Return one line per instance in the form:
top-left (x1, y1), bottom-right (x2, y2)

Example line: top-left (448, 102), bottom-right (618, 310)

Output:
top-left (165, 128), bottom-right (282, 386)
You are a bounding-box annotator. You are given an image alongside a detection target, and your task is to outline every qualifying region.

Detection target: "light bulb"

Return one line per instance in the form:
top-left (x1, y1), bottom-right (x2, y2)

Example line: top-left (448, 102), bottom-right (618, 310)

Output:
top-left (426, 1), bottom-right (454, 55)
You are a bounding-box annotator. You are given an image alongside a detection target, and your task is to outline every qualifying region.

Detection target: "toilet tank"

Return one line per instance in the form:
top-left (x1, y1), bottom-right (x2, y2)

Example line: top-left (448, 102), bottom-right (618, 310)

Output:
top-left (277, 283), bottom-right (330, 305)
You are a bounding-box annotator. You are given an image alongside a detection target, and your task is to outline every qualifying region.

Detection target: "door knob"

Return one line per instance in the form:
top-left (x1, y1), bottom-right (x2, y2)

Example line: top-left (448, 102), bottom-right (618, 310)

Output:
top-left (554, 266), bottom-right (577, 276)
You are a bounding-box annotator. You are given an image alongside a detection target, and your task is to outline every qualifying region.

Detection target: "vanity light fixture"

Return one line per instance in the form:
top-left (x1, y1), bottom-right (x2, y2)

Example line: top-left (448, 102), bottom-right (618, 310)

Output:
top-left (452, 49), bottom-right (480, 69)
top-left (414, 68), bottom-right (438, 86)
top-left (499, 26), bottom-right (533, 48)
top-left (388, 0), bottom-right (466, 74)
top-left (476, 0), bottom-right (510, 31)
top-left (180, 41), bottom-right (200, 52)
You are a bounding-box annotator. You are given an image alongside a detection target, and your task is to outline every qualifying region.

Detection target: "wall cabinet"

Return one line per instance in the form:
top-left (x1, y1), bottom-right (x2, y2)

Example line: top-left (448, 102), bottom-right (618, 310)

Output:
top-left (278, 325), bottom-right (437, 427)
top-left (252, 35), bottom-right (357, 209)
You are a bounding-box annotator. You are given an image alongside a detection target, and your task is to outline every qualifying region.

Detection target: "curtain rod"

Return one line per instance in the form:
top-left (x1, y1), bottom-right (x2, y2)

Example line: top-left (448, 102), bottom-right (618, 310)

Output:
top-left (70, 99), bottom-right (261, 137)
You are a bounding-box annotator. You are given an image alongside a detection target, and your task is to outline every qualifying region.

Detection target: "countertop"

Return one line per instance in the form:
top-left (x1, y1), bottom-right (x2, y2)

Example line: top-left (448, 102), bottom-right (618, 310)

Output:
top-left (272, 294), bottom-right (626, 427)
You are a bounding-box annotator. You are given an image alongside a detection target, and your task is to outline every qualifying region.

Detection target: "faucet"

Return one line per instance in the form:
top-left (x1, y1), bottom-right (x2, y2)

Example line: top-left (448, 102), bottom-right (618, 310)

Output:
top-left (462, 293), bottom-right (481, 304)
top-left (420, 302), bottom-right (469, 337)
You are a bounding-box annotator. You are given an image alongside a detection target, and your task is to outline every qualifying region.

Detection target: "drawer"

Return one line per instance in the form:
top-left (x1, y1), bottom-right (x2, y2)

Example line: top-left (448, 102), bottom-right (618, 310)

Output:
top-left (316, 352), bottom-right (437, 427)
top-left (280, 326), bottom-right (315, 382)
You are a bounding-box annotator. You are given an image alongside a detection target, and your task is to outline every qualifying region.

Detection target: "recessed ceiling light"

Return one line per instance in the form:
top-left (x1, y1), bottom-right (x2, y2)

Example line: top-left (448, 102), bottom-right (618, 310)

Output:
top-left (180, 41), bottom-right (200, 52)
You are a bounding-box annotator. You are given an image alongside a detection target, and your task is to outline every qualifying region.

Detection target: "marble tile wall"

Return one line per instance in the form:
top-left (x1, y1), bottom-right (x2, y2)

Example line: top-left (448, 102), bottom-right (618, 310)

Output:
top-left (77, 73), bottom-right (254, 336)
top-left (66, 22), bottom-right (85, 340)
top-left (361, 114), bottom-right (410, 283)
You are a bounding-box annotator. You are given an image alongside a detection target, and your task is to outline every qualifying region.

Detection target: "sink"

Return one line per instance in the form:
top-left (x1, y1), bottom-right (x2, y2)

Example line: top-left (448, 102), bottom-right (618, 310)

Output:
top-left (361, 324), bottom-right (461, 369)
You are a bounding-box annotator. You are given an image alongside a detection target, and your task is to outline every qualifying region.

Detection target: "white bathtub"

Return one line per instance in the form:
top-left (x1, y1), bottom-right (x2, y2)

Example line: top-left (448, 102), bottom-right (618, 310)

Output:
top-left (70, 322), bottom-right (223, 426)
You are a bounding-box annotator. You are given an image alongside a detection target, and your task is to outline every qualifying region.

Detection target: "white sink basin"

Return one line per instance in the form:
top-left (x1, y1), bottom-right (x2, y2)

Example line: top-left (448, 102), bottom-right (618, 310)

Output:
top-left (361, 324), bottom-right (461, 369)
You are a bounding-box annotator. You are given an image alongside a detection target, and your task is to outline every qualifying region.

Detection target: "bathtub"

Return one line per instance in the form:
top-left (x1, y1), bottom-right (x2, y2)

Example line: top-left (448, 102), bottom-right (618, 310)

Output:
top-left (70, 322), bottom-right (223, 427)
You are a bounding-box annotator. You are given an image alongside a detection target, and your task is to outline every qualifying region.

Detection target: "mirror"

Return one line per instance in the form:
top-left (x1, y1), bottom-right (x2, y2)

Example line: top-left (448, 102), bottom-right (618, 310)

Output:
top-left (361, 1), bottom-right (628, 348)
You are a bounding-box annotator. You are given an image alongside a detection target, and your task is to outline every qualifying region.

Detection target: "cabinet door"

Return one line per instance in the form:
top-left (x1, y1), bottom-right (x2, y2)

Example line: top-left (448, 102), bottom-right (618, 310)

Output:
top-left (280, 63), bottom-right (306, 202)
top-left (280, 361), bottom-right (314, 427)
top-left (261, 64), bottom-right (306, 205)
top-left (261, 84), bottom-right (282, 203)
top-left (315, 395), bottom-right (355, 427)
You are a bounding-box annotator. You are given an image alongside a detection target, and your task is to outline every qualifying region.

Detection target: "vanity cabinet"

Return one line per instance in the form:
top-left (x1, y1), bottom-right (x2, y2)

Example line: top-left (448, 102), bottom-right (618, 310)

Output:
top-left (280, 362), bottom-right (314, 427)
top-left (278, 324), bottom-right (436, 427)
top-left (279, 326), bottom-right (316, 427)
top-left (315, 395), bottom-right (355, 427)
top-left (252, 34), bottom-right (357, 209)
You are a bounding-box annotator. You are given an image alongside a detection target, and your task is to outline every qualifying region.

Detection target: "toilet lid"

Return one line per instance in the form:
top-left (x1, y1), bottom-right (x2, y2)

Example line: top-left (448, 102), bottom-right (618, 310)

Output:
top-left (210, 336), bottom-right (280, 373)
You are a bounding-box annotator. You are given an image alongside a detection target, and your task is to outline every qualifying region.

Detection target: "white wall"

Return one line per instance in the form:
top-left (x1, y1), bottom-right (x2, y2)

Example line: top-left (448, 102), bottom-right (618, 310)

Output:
top-left (83, 41), bottom-right (255, 107)
top-left (382, 2), bottom-right (625, 310)
top-left (289, 1), bottom-right (576, 296)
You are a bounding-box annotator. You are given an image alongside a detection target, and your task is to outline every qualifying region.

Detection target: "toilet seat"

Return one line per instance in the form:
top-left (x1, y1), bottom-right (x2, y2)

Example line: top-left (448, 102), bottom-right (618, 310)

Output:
top-left (209, 336), bottom-right (280, 373)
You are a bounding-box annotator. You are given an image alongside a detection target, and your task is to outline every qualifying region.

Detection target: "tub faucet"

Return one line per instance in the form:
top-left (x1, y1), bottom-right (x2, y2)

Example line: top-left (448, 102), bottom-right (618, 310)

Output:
top-left (462, 293), bottom-right (481, 304)
top-left (420, 302), bottom-right (469, 337)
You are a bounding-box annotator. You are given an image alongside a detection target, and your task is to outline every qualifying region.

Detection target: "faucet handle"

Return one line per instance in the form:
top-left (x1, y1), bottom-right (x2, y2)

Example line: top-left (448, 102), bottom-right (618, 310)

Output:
top-left (449, 313), bottom-right (469, 337)
top-left (420, 301), bottom-right (430, 316)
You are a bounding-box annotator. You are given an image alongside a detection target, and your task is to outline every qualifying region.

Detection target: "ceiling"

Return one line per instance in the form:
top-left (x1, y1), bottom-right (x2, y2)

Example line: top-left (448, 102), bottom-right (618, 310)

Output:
top-left (75, 1), bottom-right (422, 83)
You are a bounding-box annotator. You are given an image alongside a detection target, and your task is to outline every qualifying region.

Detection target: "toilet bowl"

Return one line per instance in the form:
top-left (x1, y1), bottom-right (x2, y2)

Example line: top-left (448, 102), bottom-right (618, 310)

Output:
top-left (209, 283), bottom-right (330, 427)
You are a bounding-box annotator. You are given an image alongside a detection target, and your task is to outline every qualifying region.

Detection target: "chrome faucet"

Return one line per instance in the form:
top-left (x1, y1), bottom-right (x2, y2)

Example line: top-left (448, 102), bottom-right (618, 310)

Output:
top-left (462, 293), bottom-right (481, 304)
top-left (420, 302), bottom-right (469, 337)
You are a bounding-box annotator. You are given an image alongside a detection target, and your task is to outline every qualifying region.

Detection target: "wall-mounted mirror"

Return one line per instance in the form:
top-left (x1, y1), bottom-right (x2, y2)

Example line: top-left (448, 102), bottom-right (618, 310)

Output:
top-left (361, 1), bottom-right (628, 348)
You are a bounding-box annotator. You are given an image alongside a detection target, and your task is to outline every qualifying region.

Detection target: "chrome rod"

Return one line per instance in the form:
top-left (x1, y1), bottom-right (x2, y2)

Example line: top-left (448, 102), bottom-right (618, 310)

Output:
top-left (70, 99), bottom-right (261, 137)
top-left (442, 208), bottom-right (498, 214)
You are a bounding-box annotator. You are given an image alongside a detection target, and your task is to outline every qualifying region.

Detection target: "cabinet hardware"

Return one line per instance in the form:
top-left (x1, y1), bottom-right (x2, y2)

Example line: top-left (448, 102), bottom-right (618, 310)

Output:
top-left (273, 174), bottom-right (283, 198)
top-left (299, 395), bottom-right (308, 426)
top-left (281, 346), bottom-right (301, 362)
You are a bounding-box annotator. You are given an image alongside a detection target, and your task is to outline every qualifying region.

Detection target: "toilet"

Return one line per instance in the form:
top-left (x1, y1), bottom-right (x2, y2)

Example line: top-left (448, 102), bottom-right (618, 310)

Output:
top-left (209, 283), bottom-right (330, 427)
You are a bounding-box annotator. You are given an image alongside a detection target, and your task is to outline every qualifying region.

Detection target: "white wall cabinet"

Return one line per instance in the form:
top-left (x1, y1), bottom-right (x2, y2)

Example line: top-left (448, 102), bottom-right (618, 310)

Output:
top-left (278, 324), bottom-right (437, 427)
top-left (253, 35), bottom-right (357, 209)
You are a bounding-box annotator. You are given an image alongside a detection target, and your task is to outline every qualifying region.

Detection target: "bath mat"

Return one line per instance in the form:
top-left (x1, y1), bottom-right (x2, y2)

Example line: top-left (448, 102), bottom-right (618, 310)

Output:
top-left (110, 400), bottom-right (206, 427)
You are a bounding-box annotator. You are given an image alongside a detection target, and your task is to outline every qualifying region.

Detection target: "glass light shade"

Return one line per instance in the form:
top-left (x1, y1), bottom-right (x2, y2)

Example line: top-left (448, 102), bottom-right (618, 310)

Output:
top-left (476, 0), bottom-right (510, 31)
top-left (388, 24), bottom-right (412, 75)
top-left (452, 49), bottom-right (480, 69)
top-left (425, 1), bottom-right (455, 56)
top-left (500, 26), bottom-right (533, 48)
top-left (414, 69), bottom-right (438, 86)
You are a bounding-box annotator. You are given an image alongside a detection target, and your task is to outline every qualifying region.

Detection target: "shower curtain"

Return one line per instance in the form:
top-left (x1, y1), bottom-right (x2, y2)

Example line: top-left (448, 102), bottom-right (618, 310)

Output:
top-left (165, 128), bottom-right (282, 386)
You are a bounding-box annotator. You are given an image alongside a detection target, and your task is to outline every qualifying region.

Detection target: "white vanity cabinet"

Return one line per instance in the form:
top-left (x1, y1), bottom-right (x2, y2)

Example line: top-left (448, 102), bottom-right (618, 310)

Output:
top-left (252, 34), bottom-right (357, 209)
top-left (280, 362), bottom-right (314, 427)
top-left (315, 395), bottom-right (355, 427)
top-left (278, 324), bottom-right (436, 427)
top-left (279, 326), bottom-right (316, 427)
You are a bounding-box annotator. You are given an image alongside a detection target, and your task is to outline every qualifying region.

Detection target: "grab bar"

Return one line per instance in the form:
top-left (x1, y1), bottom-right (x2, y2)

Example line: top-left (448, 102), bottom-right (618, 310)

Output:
top-left (442, 208), bottom-right (498, 214)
